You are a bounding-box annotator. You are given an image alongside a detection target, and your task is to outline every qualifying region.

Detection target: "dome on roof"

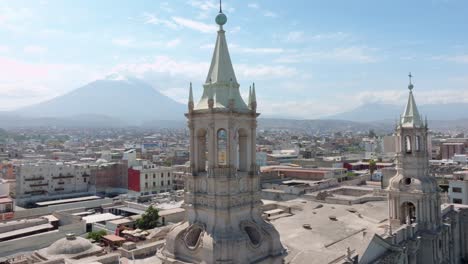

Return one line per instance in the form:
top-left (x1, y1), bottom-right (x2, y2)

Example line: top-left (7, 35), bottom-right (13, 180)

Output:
top-left (46, 233), bottom-right (93, 255)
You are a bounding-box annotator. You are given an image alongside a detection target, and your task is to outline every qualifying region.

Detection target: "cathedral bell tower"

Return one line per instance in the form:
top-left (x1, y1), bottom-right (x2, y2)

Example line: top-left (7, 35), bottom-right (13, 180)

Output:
top-left (387, 74), bottom-right (442, 263)
top-left (158, 4), bottom-right (285, 264)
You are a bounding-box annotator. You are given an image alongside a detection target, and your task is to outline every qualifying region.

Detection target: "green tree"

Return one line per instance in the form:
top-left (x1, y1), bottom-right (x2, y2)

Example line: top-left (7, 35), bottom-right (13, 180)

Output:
top-left (136, 205), bottom-right (160, 230)
top-left (369, 159), bottom-right (377, 176)
top-left (87, 230), bottom-right (107, 241)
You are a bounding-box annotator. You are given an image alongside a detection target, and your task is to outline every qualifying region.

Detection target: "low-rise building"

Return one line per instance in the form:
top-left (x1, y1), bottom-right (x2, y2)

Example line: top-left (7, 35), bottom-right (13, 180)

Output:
top-left (448, 170), bottom-right (468, 204)
top-left (0, 196), bottom-right (14, 221)
top-left (15, 162), bottom-right (94, 207)
top-left (128, 162), bottom-right (175, 195)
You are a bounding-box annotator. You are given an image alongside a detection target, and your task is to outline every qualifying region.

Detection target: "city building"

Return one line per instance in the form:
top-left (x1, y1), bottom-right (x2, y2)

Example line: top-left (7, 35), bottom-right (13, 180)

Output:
top-left (0, 196), bottom-right (14, 221)
top-left (441, 142), bottom-right (465, 159)
top-left (158, 6), bottom-right (285, 263)
top-left (15, 162), bottom-right (94, 207)
top-left (91, 161), bottom-right (128, 195)
top-left (448, 170), bottom-right (468, 204)
top-left (127, 163), bottom-right (175, 195)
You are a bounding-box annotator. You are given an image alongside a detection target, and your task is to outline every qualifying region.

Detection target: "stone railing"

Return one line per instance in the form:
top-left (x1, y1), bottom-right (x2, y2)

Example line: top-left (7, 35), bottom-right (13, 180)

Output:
top-left (384, 222), bottom-right (419, 245)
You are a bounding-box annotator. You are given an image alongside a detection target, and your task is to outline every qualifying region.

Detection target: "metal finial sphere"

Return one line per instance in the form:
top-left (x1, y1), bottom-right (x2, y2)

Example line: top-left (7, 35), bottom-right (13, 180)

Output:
top-left (216, 13), bottom-right (227, 26)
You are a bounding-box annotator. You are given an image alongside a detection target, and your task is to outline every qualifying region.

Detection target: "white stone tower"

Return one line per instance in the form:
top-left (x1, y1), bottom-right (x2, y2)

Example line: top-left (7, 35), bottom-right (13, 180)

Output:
top-left (158, 5), bottom-right (285, 264)
top-left (387, 74), bottom-right (442, 263)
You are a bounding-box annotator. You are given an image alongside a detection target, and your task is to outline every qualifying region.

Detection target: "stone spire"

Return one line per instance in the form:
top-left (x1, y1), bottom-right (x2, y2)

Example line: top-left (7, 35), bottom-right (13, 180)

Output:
top-left (400, 73), bottom-right (423, 128)
top-left (194, 5), bottom-right (249, 111)
top-left (205, 10), bottom-right (236, 85)
top-left (249, 82), bottom-right (257, 111)
top-left (188, 82), bottom-right (194, 112)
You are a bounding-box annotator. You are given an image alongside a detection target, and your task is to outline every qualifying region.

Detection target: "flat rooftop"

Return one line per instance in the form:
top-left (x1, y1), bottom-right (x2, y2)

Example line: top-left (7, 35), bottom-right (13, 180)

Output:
top-left (83, 213), bottom-right (122, 224)
top-left (271, 199), bottom-right (388, 264)
top-left (36, 195), bottom-right (101, 206)
top-left (0, 223), bottom-right (53, 240)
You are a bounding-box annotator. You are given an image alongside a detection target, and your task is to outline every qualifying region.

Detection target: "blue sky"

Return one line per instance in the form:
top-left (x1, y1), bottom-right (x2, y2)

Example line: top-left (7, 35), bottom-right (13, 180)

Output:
top-left (1, 0), bottom-right (467, 118)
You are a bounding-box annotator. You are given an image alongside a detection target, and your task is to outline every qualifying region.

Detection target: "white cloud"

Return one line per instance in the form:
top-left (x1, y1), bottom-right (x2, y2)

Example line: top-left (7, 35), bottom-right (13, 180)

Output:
top-left (284, 31), bottom-right (350, 43)
top-left (166, 38), bottom-right (181, 48)
top-left (143, 13), bottom-right (178, 29)
top-left (187, 0), bottom-right (234, 19)
top-left (276, 47), bottom-right (378, 63)
top-left (230, 26), bottom-right (241, 34)
top-left (236, 64), bottom-right (297, 79)
top-left (159, 2), bottom-right (174, 13)
top-left (172, 16), bottom-right (217, 33)
top-left (248, 3), bottom-right (259, 9)
top-left (264, 11), bottom-right (278, 18)
top-left (23, 45), bottom-right (47, 54)
top-left (237, 47), bottom-right (284, 54)
top-left (111, 37), bottom-right (181, 49)
top-left (112, 37), bottom-right (134, 47)
top-left (260, 99), bottom-right (346, 119)
top-left (200, 42), bottom-right (284, 54)
top-left (353, 89), bottom-right (468, 106)
top-left (0, 7), bottom-right (33, 31)
top-left (0, 45), bottom-right (9, 52)
top-left (285, 31), bottom-right (304, 43)
top-left (432, 54), bottom-right (468, 63)
top-left (112, 55), bottom-right (298, 81)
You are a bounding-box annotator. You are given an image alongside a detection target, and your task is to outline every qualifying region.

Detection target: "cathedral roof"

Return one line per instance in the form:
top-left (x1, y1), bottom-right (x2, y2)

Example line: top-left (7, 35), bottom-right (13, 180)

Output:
top-left (194, 10), bottom-right (250, 112)
top-left (400, 74), bottom-right (423, 128)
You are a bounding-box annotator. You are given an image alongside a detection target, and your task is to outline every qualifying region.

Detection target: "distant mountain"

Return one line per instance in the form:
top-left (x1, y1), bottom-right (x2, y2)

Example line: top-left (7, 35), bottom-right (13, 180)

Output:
top-left (0, 113), bottom-right (125, 128)
top-left (16, 77), bottom-right (185, 125)
top-left (327, 103), bottom-right (468, 122)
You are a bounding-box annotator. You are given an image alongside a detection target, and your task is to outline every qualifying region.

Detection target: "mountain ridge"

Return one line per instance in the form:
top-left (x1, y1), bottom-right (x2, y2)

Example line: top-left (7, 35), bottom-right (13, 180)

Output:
top-left (16, 78), bottom-right (186, 125)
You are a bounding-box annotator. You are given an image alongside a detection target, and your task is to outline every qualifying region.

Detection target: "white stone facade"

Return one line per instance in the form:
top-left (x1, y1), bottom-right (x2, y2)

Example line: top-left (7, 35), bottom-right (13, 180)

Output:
top-left (138, 165), bottom-right (174, 194)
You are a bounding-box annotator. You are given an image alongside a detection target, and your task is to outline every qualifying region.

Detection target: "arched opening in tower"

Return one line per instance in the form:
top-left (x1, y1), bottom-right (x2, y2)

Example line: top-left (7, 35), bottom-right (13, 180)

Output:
top-left (415, 136), bottom-right (421, 152)
top-left (400, 201), bottom-right (416, 225)
top-left (237, 128), bottom-right (248, 172)
top-left (196, 129), bottom-right (207, 173)
top-left (217, 129), bottom-right (227, 166)
top-left (405, 136), bottom-right (412, 154)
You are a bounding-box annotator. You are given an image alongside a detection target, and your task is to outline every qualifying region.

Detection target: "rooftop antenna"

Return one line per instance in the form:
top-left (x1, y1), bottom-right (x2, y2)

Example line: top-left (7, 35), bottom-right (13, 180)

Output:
top-left (219, 0), bottom-right (222, 13)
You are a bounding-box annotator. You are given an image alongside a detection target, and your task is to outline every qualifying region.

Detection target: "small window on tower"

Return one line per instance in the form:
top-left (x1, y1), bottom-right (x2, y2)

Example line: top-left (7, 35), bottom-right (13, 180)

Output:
top-left (405, 136), bottom-right (412, 154)
top-left (217, 129), bottom-right (227, 166)
top-left (415, 136), bottom-right (421, 152)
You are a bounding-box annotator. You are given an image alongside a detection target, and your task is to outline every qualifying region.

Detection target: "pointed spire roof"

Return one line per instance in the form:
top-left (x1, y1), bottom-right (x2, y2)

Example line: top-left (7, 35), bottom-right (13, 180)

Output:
top-left (401, 73), bottom-right (423, 128)
top-left (188, 82), bottom-right (193, 103)
top-left (205, 22), bottom-right (237, 84)
top-left (249, 82), bottom-right (257, 106)
top-left (251, 83), bottom-right (256, 103)
top-left (194, 8), bottom-right (249, 112)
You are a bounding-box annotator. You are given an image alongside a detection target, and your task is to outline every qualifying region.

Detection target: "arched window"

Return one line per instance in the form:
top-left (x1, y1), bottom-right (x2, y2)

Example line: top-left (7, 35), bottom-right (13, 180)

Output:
top-left (405, 136), bottom-right (412, 154)
top-left (237, 129), bottom-right (248, 172)
top-left (196, 129), bottom-right (207, 172)
top-left (415, 136), bottom-right (421, 152)
top-left (217, 129), bottom-right (227, 166)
